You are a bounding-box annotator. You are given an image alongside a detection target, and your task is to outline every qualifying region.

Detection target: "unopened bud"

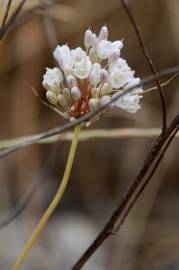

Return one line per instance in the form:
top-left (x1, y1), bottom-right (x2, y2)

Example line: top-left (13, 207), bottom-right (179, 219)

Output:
top-left (57, 94), bottom-right (68, 108)
top-left (100, 69), bottom-right (108, 82)
top-left (66, 75), bottom-right (77, 89)
top-left (64, 66), bottom-right (73, 77)
top-left (91, 33), bottom-right (98, 50)
top-left (89, 98), bottom-right (98, 111)
top-left (89, 48), bottom-right (99, 63)
top-left (91, 87), bottom-right (100, 98)
top-left (100, 83), bottom-right (112, 96)
top-left (62, 88), bottom-right (72, 105)
top-left (100, 95), bottom-right (111, 106)
top-left (46, 91), bottom-right (57, 105)
top-left (84, 29), bottom-right (93, 49)
top-left (98, 26), bottom-right (108, 42)
top-left (71, 86), bottom-right (81, 101)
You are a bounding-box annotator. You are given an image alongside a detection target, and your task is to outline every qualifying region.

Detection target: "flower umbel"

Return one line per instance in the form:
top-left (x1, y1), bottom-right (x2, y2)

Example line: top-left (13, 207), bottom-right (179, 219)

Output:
top-left (42, 26), bottom-right (143, 121)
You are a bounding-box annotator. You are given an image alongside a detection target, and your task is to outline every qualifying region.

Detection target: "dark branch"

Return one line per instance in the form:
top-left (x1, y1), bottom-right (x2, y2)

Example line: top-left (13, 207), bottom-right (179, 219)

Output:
top-left (0, 0), bottom-right (27, 40)
top-left (115, 126), bottom-right (179, 232)
top-left (0, 66), bottom-right (178, 160)
top-left (7, 1), bottom-right (56, 35)
top-left (1, 0), bottom-right (13, 29)
top-left (71, 113), bottom-right (179, 270)
top-left (120, 0), bottom-right (167, 134)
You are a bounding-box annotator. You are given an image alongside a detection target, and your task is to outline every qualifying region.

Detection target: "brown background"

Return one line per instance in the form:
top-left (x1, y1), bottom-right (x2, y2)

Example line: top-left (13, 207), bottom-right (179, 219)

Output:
top-left (0, 0), bottom-right (179, 269)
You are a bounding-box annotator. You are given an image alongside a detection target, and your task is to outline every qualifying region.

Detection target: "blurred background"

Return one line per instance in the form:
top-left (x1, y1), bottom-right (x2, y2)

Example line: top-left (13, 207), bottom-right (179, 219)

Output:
top-left (0, 0), bottom-right (179, 269)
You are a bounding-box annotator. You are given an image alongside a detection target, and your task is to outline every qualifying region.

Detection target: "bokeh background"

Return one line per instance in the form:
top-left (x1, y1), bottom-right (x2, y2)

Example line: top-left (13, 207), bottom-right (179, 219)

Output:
top-left (0, 0), bottom-right (179, 269)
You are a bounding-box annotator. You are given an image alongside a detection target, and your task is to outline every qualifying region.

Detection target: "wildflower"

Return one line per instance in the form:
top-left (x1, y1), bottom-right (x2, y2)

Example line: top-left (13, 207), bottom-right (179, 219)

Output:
top-left (42, 26), bottom-right (143, 121)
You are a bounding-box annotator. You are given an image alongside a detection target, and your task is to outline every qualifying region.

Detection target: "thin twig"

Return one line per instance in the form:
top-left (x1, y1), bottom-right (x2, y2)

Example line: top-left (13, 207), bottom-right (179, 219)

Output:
top-left (0, 66), bottom-right (178, 159)
top-left (144, 72), bottom-right (179, 95)
top-left (120, 0), bottom-right (167, 134)
top-left (1, 0), bottom-right (13, 29)
top-left (0, 0), bottom-right (27, 40)
top-left (2, 1), bottom-right (56, 36)
top-left (115, 126), bottom-right (179, 232)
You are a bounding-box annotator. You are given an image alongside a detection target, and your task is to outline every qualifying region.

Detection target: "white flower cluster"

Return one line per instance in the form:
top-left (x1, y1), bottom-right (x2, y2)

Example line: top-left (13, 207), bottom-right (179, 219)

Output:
top-left (42, 26), bottom-right (143, 121)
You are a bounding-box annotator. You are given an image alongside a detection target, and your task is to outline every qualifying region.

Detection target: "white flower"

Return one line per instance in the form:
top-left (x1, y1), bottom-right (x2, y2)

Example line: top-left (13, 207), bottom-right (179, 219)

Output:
top-left (97, 40), bottom-right (114, 59)
top-left (53, 45), bottom-right (74, 71)
top-left (71, 47), bottom-right (86, 63)
top-left (108, 50), bottom-right (121, 63)
top-left (108, 68), bottom-right (132, 89)
top-left (42, 68), bottom-right (63, 92)
top-left (74, 56), bottom-right (92, 79)
top-left (114, 91), bottom-right (141, 113)
top-left (97, 40), bottom-right (123, 59)
top-left (124, 77), bottom-right (143, 95)
top-left (113, 41), bottom-right (123, 50)
top-left (42, 25), bottom-right (143, 121)
top-left (108, 58), bottom-right (131, 72)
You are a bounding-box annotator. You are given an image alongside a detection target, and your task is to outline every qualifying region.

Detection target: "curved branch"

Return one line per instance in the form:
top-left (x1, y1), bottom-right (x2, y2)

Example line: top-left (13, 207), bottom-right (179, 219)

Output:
top-left (120, 0), bottom-right (167, 134)
top-left (71, 114), bottom-right (179, 270)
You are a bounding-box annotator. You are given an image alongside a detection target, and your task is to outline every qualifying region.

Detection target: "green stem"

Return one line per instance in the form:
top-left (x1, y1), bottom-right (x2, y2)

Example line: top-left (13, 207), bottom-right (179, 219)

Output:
top-left (11, 124), bottom-right (81, 270)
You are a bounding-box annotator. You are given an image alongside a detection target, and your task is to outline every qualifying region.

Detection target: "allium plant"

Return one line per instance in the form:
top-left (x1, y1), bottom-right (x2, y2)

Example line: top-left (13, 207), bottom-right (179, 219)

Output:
top-left (42, 26), bottom-right (143, 123)
top-left (12, 26), bottom-right (143, 270)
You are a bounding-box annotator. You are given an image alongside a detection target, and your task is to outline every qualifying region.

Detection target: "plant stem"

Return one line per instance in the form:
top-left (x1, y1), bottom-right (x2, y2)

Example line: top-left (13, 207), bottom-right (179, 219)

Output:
top-left (11, 124), bottom-right (81, 270)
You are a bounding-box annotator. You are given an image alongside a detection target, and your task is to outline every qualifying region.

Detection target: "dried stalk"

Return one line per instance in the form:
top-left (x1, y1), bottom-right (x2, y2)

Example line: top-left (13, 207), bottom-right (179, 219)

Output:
top-left (120, 0), bottom-right (167, 134)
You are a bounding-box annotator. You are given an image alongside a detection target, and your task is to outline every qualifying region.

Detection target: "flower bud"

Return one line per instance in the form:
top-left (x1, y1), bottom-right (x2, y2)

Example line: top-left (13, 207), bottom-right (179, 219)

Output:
top-left (89, 98), bottom-right (98, 111)
top-left (100, 69), bottom-right (108, 82)
top-left (89, 48), bottom-right (99, 63)
top-left (100, 83), bottom-right (112, 96)
top-left (91, 33), bottom-right (98, 50)
top-left (100, 95), bottom-right (111, 106)
top-left (46, 91), bottom-right (57, 105)
top-left (91, 87), bottom-right (100, 98)
top-left (71, 86), bottom-right (81, 101)
top-left (66, 75), bottom-right (77, 88)
top-left (98, 26), bottom-right (108, 41)
top-left (62, 88), bottom-right (72, 105)
top-left (64, 66), bottom-right (74, 77)
top-left (57, 94), bottom-right (68, 108)
top-left (84, 29), bottom-right (93, 49)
